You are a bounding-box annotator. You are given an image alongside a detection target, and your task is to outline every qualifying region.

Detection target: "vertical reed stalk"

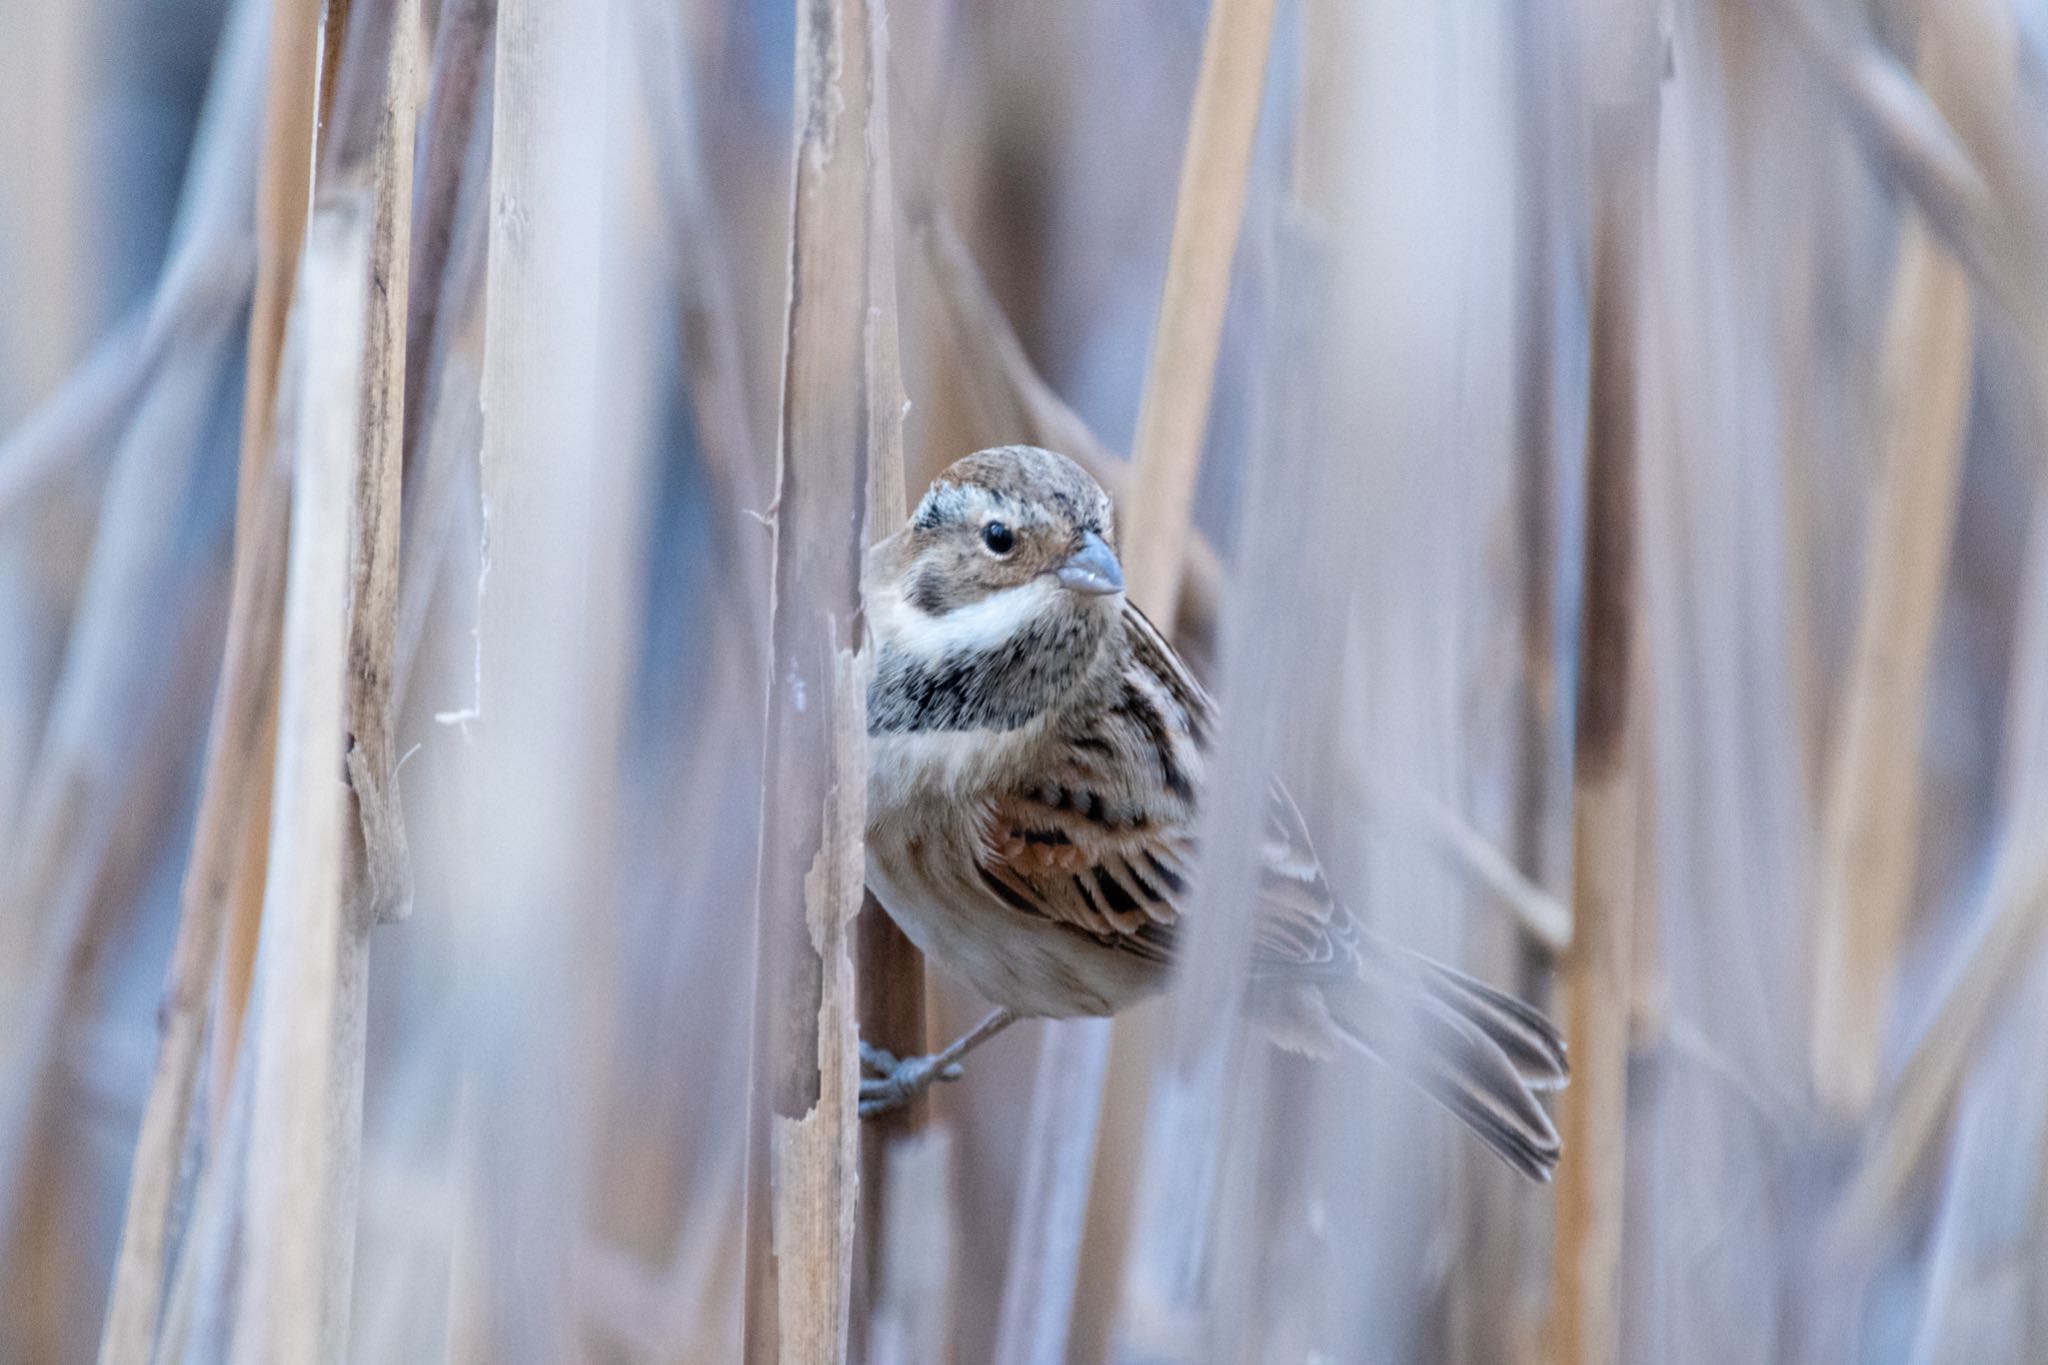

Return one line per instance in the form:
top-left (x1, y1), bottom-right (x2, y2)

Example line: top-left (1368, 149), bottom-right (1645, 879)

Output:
top-left (740, 0), bottom-right (890, 1357)
top-left (211, 0), bottom-right (333, 1111)
top-left (439, 0), bottom-right (615, 1353)
top-left (1545, 4), bottom-right (1657, 1359)
top-left (1119, 0), bottom-right (1276, 624)
top-left (225, 194), bottom-right (372, 1365)
top-left (1808, 5), bottom-right (1998, 1120)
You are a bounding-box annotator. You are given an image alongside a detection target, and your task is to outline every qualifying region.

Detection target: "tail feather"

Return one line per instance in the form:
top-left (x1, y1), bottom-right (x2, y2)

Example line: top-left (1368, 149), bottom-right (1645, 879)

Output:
top-left (1325, 942), bottom-right (1567, 1182)
top-left (1414, 957), bottom-right (1570, 1091)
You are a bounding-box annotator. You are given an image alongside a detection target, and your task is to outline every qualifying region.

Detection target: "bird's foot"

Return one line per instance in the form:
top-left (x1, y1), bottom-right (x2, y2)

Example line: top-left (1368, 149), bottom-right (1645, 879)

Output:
top-left (858, 1040), bottom-right (965, 1117)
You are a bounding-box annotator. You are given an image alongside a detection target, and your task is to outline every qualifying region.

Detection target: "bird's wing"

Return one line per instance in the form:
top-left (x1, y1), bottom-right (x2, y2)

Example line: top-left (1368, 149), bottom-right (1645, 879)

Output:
top-left (972, 601), bottom-right (1360, 975)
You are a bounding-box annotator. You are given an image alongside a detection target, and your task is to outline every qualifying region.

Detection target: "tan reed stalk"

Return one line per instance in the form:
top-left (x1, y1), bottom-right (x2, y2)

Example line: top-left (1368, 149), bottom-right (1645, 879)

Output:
top-left (1808, 4), bottom-right (1998, 1122)
top-left (739, 0), bottom-right (891, 1358)
top-left (1544, 3), bottom-right (1659, 1360)
top-left (330, 0), bottom-right (422, 931)
top-left (1831, 831), bottom-right (2048, 1253)
top-left (98, 4), bottom-right (422, 1354)
top-left (211, 0), bottom-right (334, 1114)
top-left (1118, 0), bottom-right (1276, 625)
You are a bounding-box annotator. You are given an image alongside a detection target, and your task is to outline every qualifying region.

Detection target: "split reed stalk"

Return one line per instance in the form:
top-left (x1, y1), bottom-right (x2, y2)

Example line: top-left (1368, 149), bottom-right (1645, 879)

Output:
top-left (740, 0), bottom-right (891, 1357)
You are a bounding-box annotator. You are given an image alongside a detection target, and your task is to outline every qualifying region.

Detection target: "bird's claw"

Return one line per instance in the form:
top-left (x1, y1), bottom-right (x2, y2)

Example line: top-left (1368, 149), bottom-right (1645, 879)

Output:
top-left (858, 1042), bottom-right (965, 1117)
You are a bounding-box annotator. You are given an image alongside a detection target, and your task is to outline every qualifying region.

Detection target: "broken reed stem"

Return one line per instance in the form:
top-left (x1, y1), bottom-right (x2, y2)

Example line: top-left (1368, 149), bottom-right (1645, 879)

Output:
top-left (741, 0), bottom-right (888, 1358)
top-left (1119, 0), bottom-right (1276, 622)
top-left (1546, 5), bottom-right (1656, 1357)
top-left (225, 194), bottom-right (374, 1365)
top-left (1807, 2), bottom-right (1996, 1124)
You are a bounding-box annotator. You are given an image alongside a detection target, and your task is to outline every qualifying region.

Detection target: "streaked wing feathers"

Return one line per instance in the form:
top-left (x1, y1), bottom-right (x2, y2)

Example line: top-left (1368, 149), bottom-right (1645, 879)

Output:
top-left (975, 603), bottom-right (1359, 976)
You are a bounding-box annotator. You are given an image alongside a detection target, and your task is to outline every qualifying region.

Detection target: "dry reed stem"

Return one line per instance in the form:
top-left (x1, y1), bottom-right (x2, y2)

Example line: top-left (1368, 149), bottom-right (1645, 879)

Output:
top-left (0, 312), bottom-right (150, 518)
top-left (213, 0), bottom-right (334, 1107)
top-left (151, 994), bottom-right (264, 1365)
top-left (94, 444), bottom-right (286, 1365)
top-left (339, 0), bottom-right (422, 927)
top-left (1545, 5), bottom-right (1656, 1357)
top-left (225, 195), bottom-right (374, 1365)
top-left (634, 0), bottom-right (768, 661)
top-left (101, 5), bottom-right (423, 1352)
top-left (1808, 7), bottom-right (1993, 1121)
top-left (1119, 0), bottom-right (1275, 623)
top-left (740, 0), bottom-right (889, 1357)
top-left (1364, 783), bottom-right (1574, 953)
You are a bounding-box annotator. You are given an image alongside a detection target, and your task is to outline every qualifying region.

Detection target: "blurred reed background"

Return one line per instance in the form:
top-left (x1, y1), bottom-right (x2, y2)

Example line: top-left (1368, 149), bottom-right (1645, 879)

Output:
top-left (2, 0), bottom-right (2046, 1361)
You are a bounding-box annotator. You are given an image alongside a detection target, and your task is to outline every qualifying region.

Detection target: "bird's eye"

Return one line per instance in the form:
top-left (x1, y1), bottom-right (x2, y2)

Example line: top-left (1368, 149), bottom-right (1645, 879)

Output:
top-left (981, 521), bottom-right (1015, 555)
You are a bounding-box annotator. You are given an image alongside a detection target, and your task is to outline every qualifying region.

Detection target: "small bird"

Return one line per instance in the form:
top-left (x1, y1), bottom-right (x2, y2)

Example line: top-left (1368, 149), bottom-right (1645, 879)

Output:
top-left (862, 444), bottom-right (1567, 1180)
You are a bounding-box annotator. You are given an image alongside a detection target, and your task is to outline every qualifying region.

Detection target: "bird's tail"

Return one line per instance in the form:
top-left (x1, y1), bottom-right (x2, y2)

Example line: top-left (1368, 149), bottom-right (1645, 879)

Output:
top-left (1322, 937), bottom-right (1568, 1182)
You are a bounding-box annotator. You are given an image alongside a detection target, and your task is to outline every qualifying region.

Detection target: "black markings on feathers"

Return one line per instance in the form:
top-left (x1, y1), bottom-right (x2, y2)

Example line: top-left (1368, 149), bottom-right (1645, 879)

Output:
top-left (868, 610), bottom-right (1108, 734)
top-left (1113, 681), bottom-right (1193, 804)
top-left (978, 865), bottom-right (1039, 914)
top-left (1093, 867), bottom-right (1141, 918)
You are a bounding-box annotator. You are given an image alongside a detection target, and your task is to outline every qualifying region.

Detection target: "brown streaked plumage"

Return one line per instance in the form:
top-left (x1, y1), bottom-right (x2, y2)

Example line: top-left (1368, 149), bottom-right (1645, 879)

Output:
top-left (862, 444), bottom-right (1568, 1180)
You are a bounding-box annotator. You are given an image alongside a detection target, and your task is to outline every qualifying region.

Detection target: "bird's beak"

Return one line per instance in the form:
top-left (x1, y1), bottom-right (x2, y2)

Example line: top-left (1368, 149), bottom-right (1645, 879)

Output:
top-left (1054, 530), bottom-right (1125, 597)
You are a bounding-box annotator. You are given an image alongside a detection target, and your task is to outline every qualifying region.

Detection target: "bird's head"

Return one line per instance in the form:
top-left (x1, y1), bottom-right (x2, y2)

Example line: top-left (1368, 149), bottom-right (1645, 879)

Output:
top-left (868, 444), bottom-right (1124, 665)
top-left (864, 446), bottom-right (1125, 735)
